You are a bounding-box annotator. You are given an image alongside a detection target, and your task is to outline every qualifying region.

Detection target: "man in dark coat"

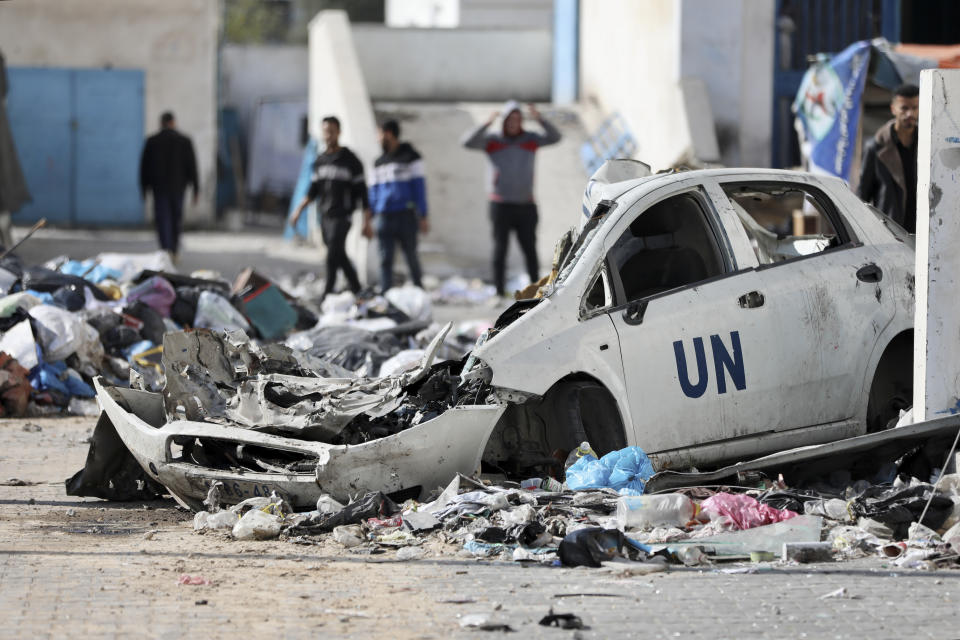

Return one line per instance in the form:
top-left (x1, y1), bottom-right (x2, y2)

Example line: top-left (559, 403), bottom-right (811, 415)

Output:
top-left (139, 111), bottom-right (198, 259)
top-left (858, 84), bottom-right (920, 233)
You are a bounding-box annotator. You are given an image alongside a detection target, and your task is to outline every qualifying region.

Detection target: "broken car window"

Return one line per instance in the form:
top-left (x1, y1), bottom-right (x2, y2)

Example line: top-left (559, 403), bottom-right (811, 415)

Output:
top-left (722, 183), bottom-right (844, 265)
top-left (607, 192), bottom-right (726, 304)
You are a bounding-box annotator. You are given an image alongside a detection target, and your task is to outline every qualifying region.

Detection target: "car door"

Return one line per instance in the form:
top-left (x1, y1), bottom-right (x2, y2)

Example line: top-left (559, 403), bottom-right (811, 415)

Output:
top-left (603, 184), bottom-right (791, 455)
top-left (714, 179), bottom-right (898, 430)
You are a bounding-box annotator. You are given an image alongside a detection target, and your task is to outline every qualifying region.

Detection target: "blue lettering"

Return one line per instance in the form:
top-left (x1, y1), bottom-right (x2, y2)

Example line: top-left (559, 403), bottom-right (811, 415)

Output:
top-left (673, 337), bottom-right (709, 398)
top-left (711, 331), bottom-right (746, 394)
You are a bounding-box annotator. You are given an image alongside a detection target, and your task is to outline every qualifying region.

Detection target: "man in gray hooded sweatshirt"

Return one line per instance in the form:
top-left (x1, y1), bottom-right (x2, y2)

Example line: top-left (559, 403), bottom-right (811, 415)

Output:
top-left (462, 101), bottom-right (561, 296)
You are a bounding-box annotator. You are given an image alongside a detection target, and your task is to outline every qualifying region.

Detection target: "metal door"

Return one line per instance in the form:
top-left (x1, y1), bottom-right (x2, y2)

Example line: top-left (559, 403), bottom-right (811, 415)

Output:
top-left (5, 68), bottom-right (72, 223)
top-left (74, 69), bottom-right (144, 224)
top-left (6, 67), bottom-right (144, 225)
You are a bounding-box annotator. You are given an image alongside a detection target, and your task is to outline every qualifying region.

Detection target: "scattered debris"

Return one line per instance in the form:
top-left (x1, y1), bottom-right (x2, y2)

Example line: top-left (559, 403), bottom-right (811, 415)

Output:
top-left (458, 613), bottom-right (514, 632)
top-left (539, 609), bottom-right (586, 629)
top-left (177, 574), bottom-right (211, 586)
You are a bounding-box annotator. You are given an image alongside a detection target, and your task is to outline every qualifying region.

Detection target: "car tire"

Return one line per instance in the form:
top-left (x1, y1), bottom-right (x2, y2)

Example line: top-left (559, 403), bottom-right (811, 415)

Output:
top-left (553, 381), bottom-right (626, 456)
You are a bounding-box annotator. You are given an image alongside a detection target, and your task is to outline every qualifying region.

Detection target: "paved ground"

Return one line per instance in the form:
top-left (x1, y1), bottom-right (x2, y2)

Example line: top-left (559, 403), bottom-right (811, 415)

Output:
top-left (2, 415), bottom-right (959, 639)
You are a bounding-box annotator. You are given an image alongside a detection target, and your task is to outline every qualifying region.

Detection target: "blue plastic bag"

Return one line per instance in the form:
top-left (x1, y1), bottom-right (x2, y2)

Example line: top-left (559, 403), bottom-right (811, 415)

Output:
top-left (565, 446), bottom-right (655, 494)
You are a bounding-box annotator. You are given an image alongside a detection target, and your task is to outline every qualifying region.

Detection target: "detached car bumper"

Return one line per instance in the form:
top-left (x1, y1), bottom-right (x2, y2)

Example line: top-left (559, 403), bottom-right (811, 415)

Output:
top-left (95, 379), bottom-right (505, 510)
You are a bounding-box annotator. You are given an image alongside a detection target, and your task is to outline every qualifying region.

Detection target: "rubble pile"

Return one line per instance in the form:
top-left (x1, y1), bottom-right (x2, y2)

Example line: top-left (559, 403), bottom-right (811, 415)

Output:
top-left (0, 249), bottom-right (488, 419)
top-left (189, 463), bottom-right (960, 571)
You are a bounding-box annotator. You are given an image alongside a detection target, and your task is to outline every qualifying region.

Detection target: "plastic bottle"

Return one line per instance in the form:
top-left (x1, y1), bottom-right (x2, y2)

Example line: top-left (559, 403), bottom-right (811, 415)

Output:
top-left (564, 441), bottom-right (598, 471)
top-left (615, 494), bottom-right (700, 531)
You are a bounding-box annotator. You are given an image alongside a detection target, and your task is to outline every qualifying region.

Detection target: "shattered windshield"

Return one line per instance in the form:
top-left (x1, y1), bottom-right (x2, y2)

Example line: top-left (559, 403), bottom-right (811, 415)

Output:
top-left (555, 209), bottom-right (610, 287)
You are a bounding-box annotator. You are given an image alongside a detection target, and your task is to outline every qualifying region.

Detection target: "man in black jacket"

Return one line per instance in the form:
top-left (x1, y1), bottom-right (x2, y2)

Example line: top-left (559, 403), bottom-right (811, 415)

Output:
top-left (139, 111), bottom-right (198, 259)
top-left (858, 84), bottom-right (920, 232)
top-left (290, 115), bottom-right (367, 299)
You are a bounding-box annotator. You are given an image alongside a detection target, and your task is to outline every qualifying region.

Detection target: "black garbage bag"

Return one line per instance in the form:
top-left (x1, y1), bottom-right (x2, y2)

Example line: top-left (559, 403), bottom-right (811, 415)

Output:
top-left (102, 325), bottom-right (142, 352)
top-left (851, 483), bottom-right (954, 539)
top-left (124, 301), bottom-right (166, 345)
top-left (21, 266), bottom-right (111, 301)
top-left (51, 284), bottom-right (86, 311)
top-left (285, 491), bottom-right (399, 535)
top-left (558, 527), bottom-right (631, 568)
top-left (65, 413), bottom-right (165, 501)
top-left (0, 307), bottom-right (30, 332)
top-left (86, 309), bottom-right (122, 336)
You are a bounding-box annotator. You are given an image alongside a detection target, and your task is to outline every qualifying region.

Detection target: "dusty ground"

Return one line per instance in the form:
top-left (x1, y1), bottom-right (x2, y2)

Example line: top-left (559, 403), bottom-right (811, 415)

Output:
top-left (3, 415), bottom-right (960, 639)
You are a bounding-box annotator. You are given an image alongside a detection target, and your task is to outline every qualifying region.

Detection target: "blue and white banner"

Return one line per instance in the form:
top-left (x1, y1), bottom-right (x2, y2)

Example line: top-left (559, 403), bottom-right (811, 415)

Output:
top-left (794, 41), bottom-right (872, 182)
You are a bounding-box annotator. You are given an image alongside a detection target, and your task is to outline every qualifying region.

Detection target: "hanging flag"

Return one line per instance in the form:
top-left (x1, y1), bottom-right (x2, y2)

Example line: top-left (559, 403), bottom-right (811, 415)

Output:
top-left (794, 41), bottom-right (872, 182)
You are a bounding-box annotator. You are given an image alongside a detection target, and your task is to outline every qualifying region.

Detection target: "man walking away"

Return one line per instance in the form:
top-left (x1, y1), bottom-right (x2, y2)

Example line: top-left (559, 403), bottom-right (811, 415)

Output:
top-left (139, 112), bottom-right (198, 261)
top-left (462, 101), bottom-right (561, 297)
top-left (858, 84), bottom-right (920, 233)
top-left (290, 116), bottom-right (366, 299)
top-left (365, 119), bottom-right (428, 292)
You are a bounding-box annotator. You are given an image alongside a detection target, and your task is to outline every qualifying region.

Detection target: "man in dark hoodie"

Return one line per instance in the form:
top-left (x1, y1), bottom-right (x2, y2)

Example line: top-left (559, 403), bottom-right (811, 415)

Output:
top-left (364, 119), bottom-right (428, 292)
top-left (290, 115), bottom-right (367, 299)
top-left (139, 111), bottom-right (198, 260)
top-left (858, 84), bottom-right (920, 232)
top-left (462, 101), bottom-right (561, 297)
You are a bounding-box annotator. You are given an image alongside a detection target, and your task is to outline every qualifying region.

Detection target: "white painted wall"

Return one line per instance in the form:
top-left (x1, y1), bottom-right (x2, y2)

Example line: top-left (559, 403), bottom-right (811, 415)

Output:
top-left (0, 0), bottom-right (218, 222)
top-left (386, 0), bottom-right (459, 28)
top-left (914, 69), bottom-right (960, 421)
top-left (459, 0), bottom-right (553, 29)
top-left (352, 26), bottom-right (552, 101)
top-left (308, 10), bottom-right (379, 285)
top-left (221, 45), bottom-right (309, 136)
top-left (579, 0), bottom-right (690, 171)
top-left (679, 0), bottom-right (774, 167)
top-left (375, 102), bottom-right (587, 278)
top-left (579, 0), bottom-right (774, 170)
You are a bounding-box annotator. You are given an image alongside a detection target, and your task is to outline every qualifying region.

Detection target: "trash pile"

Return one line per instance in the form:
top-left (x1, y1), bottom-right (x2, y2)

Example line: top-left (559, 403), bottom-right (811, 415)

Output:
top-left (0, 248), bottom-right (487, 418)
top-left (187, 442), bottom-right (960, 572)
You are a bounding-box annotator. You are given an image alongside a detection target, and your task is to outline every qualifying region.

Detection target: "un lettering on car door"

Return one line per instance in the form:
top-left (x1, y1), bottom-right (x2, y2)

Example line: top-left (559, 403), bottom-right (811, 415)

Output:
top-left (672, 330), bottom-right (746, 398)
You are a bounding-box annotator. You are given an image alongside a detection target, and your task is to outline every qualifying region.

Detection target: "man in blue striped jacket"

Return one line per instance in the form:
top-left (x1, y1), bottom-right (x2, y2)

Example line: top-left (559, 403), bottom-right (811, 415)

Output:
top-left (364, 120), bottom-right (428, 292)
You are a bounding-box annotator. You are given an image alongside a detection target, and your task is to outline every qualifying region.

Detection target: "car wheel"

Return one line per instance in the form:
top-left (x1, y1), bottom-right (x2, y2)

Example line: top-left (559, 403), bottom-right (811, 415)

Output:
top-left (866, 336), bottom-right (913, 433)
top-left (552, 381), bottom-right (626, 456)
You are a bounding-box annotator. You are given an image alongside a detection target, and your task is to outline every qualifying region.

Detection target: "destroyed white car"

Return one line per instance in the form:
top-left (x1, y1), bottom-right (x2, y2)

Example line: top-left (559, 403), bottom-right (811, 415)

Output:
top-left (473, 163), bottom-right (915, 474)
top-left (92, 164), bottom-right (916, 510)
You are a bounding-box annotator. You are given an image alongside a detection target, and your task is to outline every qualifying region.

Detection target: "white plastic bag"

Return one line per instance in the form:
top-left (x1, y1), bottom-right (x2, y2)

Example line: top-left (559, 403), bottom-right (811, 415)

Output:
top-left (384, 285), bottom-right (431, 322)
top-left (378, 349), bottom-right (425, 377)
top-left (194, 510), bottom-right (238, 532)
top-left (193, 291), bottom-right (250, 332)
top-left (29, 304), bottom-right (87, 361)
top-left (231, 508), bottom-right (282, 540)
top-left (0, 319), bottom-right (38, 369)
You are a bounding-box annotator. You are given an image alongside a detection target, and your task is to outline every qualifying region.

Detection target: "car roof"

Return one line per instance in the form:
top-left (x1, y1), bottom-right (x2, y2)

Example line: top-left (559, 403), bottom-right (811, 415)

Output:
top-left (607, 167), bottom-right (849, 202)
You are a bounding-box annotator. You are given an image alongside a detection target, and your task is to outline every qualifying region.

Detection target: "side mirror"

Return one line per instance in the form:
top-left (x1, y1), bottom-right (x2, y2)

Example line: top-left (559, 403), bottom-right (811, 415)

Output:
top-left (622, 300), bottom-right (647, 326)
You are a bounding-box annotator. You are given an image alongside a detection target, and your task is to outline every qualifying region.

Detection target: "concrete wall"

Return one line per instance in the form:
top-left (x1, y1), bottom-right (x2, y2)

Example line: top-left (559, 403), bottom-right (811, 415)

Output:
top-left (221, 45), bottom-right (309, 137)
top-left (308, 11), bottom-right (380, 285)
top-left (579, 0), bottom-right (689, 171)
top-left (579, 0), bottom-right (775, 170)
top-left (914, 69), bottom-right (960, 421)
top-left (375, 102), bottom-right (588, 279)
top-left (459, 0), bottom-right (553, 29)
top-left (679, 0), bottom-right (774, 167)
top-left (352, 26), bottom-right (552, 102)
top-left (386, 0), bottom-right (460, 28)
top-left (0, 0), bottom-right (219, 223)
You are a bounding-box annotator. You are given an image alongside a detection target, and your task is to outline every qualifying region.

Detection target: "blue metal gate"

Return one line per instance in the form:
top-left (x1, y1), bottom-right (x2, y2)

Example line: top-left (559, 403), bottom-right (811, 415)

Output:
top-left (6, 67), bottom-right (144, 225)
top-left (772, 0), bottom-right (900, 168)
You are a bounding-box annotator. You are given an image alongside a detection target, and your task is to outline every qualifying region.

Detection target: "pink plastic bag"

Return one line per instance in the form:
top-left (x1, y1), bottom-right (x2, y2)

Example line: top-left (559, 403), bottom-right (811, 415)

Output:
top-left (127, 275), bottom-right (176, 317)
top-left (701, 493), bottom-right (797, 530)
